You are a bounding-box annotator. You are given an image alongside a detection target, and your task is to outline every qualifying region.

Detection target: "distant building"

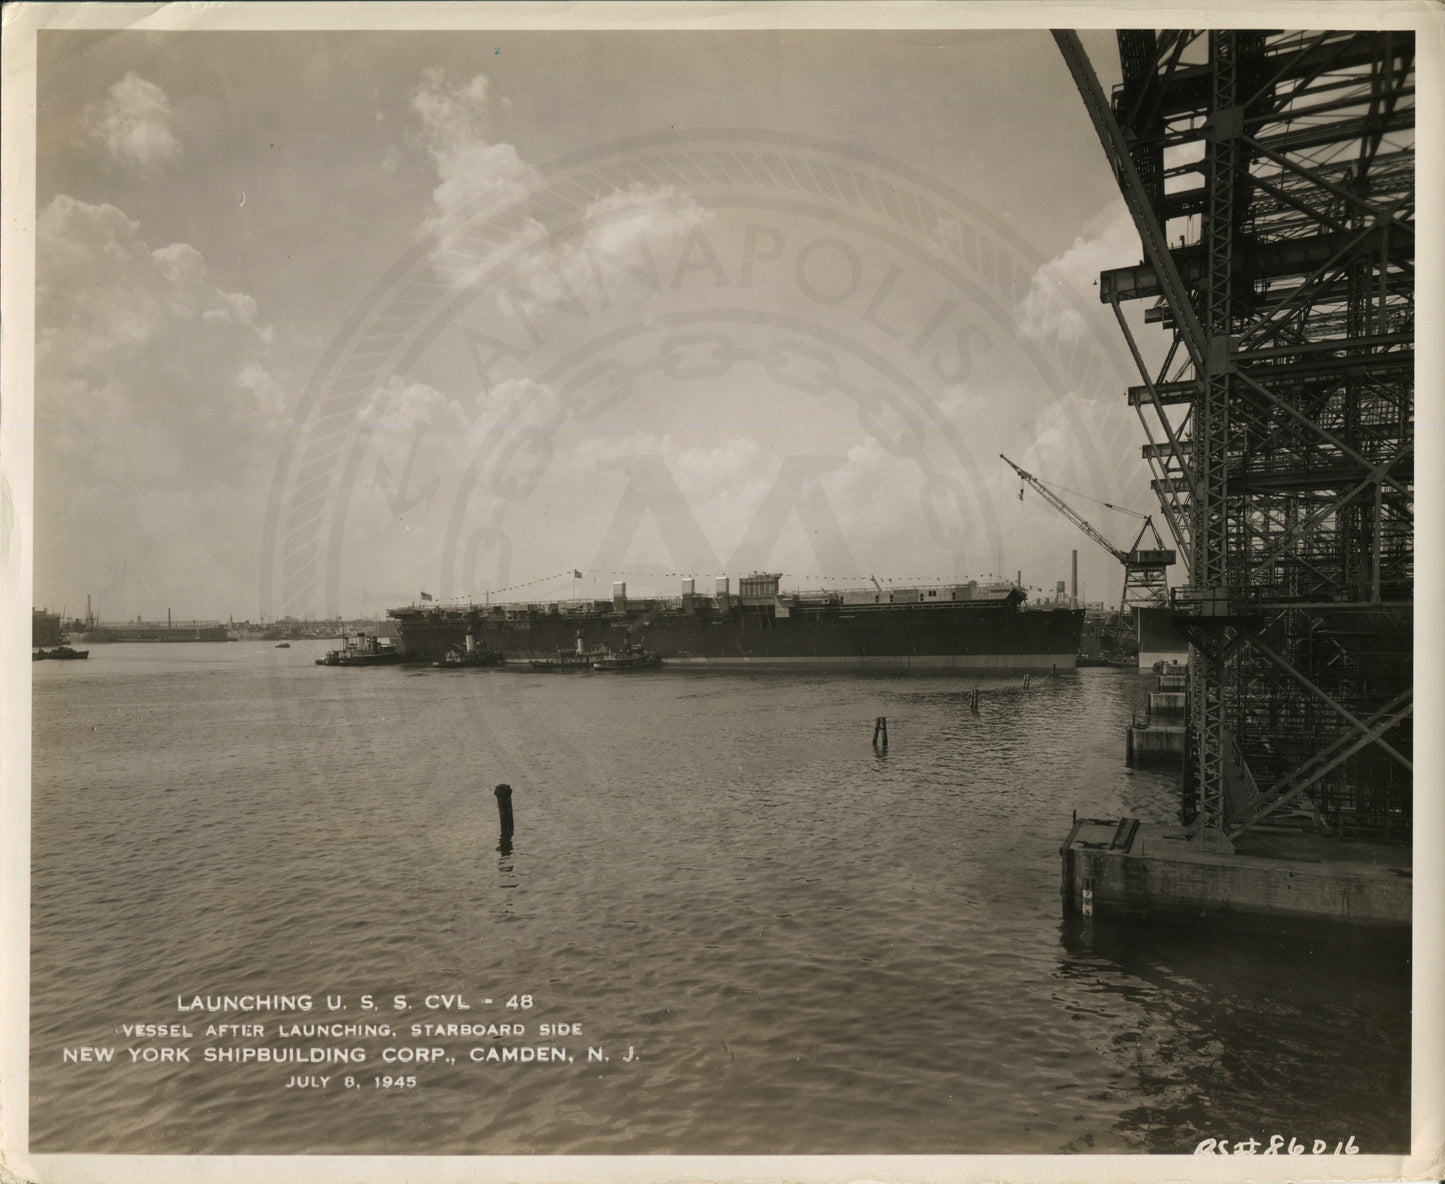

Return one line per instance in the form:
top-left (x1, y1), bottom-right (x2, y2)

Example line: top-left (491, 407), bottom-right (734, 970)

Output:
top-left (33, 608), bottom-right (63, 648)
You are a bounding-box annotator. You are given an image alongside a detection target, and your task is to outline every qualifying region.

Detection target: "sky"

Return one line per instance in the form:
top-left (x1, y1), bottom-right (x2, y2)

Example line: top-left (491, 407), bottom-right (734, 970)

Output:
top-left (30, 21), bottom-right (1159, 622)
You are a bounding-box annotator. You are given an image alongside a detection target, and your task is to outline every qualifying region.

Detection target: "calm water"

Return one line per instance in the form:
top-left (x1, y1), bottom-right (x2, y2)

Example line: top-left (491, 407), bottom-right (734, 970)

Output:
top-left (30, 643), bottom-right (1410, 1154)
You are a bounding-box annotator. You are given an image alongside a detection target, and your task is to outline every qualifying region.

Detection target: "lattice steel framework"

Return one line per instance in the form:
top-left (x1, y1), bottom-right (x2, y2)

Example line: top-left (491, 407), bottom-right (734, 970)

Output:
top-left (1055, 30), bottom-right (1413, 839)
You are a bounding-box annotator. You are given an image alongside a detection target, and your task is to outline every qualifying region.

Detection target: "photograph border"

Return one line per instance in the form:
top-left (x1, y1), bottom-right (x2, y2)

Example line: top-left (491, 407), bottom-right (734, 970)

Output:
top-left (2, 3), bottom-right (1441, 1181)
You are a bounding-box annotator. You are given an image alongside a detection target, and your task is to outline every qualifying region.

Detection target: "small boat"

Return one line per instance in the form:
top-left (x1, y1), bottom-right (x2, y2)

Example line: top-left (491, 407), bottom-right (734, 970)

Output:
top-left (593, 643), bottom-right (660, 671)
top-left (529, 635), bottom-right (606, 671)
top-left (275, 642), bottom-right (291, 648)
top-left (433, 646), bottom-right (505, 669)
top-left (34, 645), bottom-right (89, 661)
top-left (315, 632), bottom-right (404, 666)
top-left (529, 648), bottom-right (602, 671)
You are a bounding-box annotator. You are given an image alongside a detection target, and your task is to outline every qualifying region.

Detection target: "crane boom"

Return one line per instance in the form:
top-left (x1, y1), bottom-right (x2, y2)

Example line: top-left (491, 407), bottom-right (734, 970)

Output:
top-left (1000, 454), bottom-right (1175, 617)
top-left (1000, 454), bottom-right (1128, 563)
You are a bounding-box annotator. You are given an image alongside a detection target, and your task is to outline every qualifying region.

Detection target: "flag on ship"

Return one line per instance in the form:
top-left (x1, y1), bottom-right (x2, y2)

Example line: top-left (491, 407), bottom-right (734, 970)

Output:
top-left (420, 591), bottom-right (433, 601)
top-left (572, 570), bottom-right (583, 579)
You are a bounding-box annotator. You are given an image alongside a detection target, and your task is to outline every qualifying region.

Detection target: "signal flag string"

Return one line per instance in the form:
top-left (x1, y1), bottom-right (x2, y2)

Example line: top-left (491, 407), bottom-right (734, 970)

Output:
top-left (426, 568), bottom-right (1044, 606)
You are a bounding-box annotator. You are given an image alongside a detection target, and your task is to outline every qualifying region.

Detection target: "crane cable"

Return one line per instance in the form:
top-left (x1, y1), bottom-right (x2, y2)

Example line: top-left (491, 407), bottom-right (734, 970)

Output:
top-left (1024, 473), bottom-right (1150, 520)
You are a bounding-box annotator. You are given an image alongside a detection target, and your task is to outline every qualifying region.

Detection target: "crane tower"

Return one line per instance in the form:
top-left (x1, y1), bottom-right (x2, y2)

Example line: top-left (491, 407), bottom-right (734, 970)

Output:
top-left (1000, 454), bottom-right (1175, 617)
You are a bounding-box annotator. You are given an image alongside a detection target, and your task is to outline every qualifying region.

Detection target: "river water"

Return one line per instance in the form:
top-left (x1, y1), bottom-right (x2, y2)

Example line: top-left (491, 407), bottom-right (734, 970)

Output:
top-left (29, 642), bottom-right (1410, 1154)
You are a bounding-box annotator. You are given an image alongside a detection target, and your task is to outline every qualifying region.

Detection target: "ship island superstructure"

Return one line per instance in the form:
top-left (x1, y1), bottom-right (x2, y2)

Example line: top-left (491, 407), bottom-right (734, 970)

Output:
top-left (389, 574), bottom-right (1082, 671)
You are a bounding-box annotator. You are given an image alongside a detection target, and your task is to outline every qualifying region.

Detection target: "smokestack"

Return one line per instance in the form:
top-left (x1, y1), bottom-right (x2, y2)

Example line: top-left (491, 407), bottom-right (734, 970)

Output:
top-left (1072, 550), bottom-right (1078, 608)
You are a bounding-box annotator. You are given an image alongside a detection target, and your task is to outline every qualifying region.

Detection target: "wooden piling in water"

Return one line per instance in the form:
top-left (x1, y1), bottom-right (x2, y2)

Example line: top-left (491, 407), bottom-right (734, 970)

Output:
top-left (494, 783), bottom-right (514, 837)
top-left (872, 716), bottom-right (888, 750)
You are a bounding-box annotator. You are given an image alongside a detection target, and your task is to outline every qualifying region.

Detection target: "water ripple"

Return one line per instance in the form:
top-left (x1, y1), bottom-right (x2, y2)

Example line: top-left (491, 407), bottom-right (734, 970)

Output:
top-left (29, 647), bottom-right (1409, 1153)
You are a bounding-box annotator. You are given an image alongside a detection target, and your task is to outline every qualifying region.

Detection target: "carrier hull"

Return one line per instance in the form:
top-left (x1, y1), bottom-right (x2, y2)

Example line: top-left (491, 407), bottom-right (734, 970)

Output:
top-left (390, 582), bottom-right (1082, 672)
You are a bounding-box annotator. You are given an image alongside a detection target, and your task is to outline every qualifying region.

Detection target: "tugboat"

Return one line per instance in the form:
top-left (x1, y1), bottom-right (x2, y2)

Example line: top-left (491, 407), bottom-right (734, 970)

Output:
top-left (1076, 653), bottom-right (1135, 668)
top-left (592, 642), bottom-right (660, 671)
top-left (529, 650), bottom-right (600, 671)
top-left (33, 645), bottom-right (89, 661)
top-left (433, 645), bottom-right (504, 669)
top-left (315, 632), bottom-right (404, 666)
top-left (529, 633), bottom-right (604, 671)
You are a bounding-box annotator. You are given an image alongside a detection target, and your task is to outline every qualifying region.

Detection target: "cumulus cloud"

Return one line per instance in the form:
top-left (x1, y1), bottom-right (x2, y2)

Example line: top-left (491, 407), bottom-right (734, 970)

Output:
top-left (581, 183), bottom-right (713, 260)
top-left (569, 432), bottom-right (771, 502)
top-left (35, 195), bottom-right (284, 616)
top-left (461, 182), bottom-right (713, 328)
top-left (480, 182), bottom-right (713, 328)
top-left (553, 430), bottom-right (941, 584)
top-left (933, 383), bottom-right (996, 431)
top-left (37, 196), bottom-right (273, 435)
top-left (85, 72), bottom-right (181, 167)
top-left (406, 67), bottom-right (711, 328)
top-left (1019, 395), bottom-right (1105, 483)
top-left (1017, 199), bottom-right (1139, 344)
top-left (357, 374), bottom-right (545, 466)
top-left (410, 68), bottom-right (536, 231)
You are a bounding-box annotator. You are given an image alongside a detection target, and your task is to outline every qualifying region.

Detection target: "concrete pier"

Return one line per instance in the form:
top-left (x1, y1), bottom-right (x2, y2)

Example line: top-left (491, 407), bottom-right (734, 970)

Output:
top-left (1153, 662), bottom-right (1186, 692)
top-left (1147, 691), bottom-right (1185, 718)
top-left (1136, 607), bottom-right (1189, 671)
top-left (1126, 722), bottom-right (1185, 764)
top-left (1126, 662), bottom-right (1188, 767)
top-left (1060, 817), bottom-right (1410, 928)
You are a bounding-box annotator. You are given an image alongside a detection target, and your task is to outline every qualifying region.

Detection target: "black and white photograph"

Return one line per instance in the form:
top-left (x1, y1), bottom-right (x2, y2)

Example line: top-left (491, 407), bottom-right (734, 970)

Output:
top-left (2, 3), bottom-right (1441, 1180)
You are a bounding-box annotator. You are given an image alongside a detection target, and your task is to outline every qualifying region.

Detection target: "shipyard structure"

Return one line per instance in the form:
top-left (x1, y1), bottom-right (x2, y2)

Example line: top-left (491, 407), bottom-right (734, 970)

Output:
top-left (1057, 29), bottom-right (1413, 925)
top-left (72, 618), bottom-right (231, 643)
top-left (391, 574), bottom-right (1082, 671)
top-left (32, 608), bottom-right (64, 648)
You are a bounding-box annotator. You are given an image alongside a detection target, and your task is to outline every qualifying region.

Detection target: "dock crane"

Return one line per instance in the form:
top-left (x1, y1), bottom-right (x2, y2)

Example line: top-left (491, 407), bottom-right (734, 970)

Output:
top-left (999, 455), bottom-right (1175, 619)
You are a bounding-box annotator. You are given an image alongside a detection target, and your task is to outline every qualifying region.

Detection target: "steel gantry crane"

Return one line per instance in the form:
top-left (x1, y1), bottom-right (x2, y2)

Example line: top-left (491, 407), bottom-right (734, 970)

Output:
top-left (1053, 30), bottom-right (1414, 841)
top-left (1000, 455), bottom-right (1176, 622)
